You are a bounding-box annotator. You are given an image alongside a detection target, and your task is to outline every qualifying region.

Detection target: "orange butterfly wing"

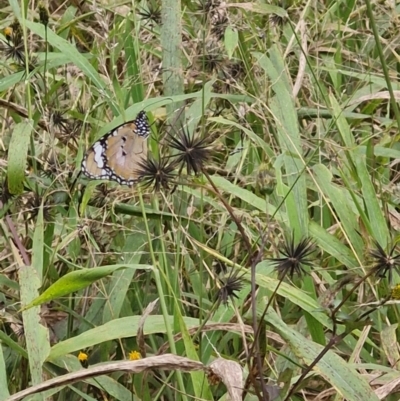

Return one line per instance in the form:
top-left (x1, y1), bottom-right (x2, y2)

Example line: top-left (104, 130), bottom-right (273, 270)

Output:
top-left (81, 112), bottom-right (150, 186)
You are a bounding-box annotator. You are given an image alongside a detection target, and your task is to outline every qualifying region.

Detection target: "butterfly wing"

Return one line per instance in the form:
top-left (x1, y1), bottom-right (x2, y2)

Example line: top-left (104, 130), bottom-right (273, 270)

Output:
top-left (81, 112), bottom-right (150, 186)
top-left (103, 123), bottom-right (148, 185)
top-left (81, 138), bottom-right (112, 180)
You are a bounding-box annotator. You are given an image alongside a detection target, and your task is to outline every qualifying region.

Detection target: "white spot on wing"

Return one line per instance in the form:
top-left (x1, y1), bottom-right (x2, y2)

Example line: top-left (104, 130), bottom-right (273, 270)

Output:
top-left (93, 143), bottom-right (104, 168)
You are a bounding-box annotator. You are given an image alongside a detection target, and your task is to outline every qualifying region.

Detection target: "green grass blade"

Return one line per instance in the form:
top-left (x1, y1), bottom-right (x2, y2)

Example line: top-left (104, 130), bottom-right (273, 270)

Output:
top-left (102, 237), bottom-right (146, 323)
top-left (160, 0), bottom-right (184, 118)
top-left (0, 344), bottom-right (10, 400)
top-left (255, 49), bottom-right (308, 235)
top-left (210, 116), bottom-right (275, 157)
top-left (266, 308), bottom-right (380, 401)
top-left (175, 305), bottom-right (211, 399)
top-left (0, 72), bottom-right (25, 91)
top-left (124, 17), bottom-right (144, 104)
top-left (313, 164), bottom-right (364, 257)
top-left (8, 0), bottom-right (21, 18)
top-left (23, 264), bottom-right (152, 310)
top-left (210, 176), bottom-right (280, 216)
top-left (330, 94), bottom-right (389, 247)
top-left (254, 265), bottom-right (331, 329)
top-left (32, 204), bottom-right (44, 278)
top-left (0, 329), bottom-right (27, 358)
top-left (7, 120), bottom-right (32, 195)
top-left (48, 316), bottom-right (206, 360)
top-left (20, 265), bottom-right (50, 391)
top-left (309, 222), bottom-right (358, 267)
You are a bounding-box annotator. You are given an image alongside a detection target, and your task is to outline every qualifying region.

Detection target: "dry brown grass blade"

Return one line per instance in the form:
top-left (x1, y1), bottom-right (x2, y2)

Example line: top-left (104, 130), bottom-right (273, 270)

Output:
top-left (7, 354), bottom-right (205, 401)
top-left (292, 19), bottom-right (307, 99)
top-left (0, 99), bottom-right (48, 131)
top-left (1, 198), bottom-right (30, 265)
top-left (374, 376), bottom-right (400, 400)
top-left (348, 90), bottom-right (400, 106)
top-left (208, 358), bottom-right (243, 401)
top-left (137, 298), bottom-right (159, 357)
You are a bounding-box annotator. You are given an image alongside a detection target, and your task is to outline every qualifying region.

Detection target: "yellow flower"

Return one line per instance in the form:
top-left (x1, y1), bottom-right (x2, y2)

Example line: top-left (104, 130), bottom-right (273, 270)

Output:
top-left (78, 351), bottom-right (88, 362)
top-left (128, 350), bottom-right (141, 360)
top-left (4, 27), bottom-right (12, 38)
top-left (391, 284), bottom-right (400, 300)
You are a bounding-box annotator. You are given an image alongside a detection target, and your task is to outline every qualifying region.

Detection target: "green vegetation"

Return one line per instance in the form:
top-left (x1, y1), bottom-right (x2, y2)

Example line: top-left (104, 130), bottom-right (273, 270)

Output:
top-left (2, 0), bottom-right (400, 400)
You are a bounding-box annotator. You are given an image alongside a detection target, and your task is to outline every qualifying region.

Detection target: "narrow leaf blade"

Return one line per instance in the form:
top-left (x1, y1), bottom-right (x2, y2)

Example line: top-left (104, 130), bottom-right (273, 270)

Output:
top-left (23, 264), bottom-right (152, 310)
top-left (7, 121), bottom-right (32, 195)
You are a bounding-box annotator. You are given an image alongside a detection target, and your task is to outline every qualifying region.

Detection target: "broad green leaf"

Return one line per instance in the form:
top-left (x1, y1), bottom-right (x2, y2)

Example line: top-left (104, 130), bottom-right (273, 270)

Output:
top-left (96, 91), bottom-right (208, 139)
top-left (159, 0), bottom-right (184, 117)
top-left (48, 316), bottom-right (207, 359)
top-left (183, 186), bottom-right (228, 213)
top-left (7, 121), bottom-right (32, 195)
top-left (23, 264), bottom-right (152, 310)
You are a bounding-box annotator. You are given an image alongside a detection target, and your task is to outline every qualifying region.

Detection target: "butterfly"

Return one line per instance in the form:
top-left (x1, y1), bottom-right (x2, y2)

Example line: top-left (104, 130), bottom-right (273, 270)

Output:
top-left (81, 111), bottom-right (150, 186)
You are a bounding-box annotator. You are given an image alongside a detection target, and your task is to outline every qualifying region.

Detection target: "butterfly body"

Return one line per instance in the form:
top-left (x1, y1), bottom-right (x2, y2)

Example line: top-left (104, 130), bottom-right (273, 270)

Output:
top-left (81, 111), bottom-right (150, 186)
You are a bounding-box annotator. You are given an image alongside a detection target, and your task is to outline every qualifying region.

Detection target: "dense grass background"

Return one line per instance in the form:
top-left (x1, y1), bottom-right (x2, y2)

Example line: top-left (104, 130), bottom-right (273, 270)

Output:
top-left (2, 0), bottom-right (400, 400)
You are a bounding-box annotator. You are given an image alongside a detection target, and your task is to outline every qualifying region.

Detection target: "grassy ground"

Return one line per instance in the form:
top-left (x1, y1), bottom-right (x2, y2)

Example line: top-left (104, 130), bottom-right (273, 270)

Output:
top-left (1, 0), bottom-right (400, 400)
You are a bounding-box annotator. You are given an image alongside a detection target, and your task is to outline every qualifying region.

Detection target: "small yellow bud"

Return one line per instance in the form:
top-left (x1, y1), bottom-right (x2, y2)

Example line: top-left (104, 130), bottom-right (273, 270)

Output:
top-left (128, 350), bottom-right (141, 360)
top-left (4, 27), bottom-right (12, 40)
top-left (78, 351), bottom-right (88, 362)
